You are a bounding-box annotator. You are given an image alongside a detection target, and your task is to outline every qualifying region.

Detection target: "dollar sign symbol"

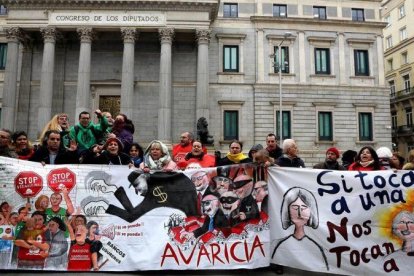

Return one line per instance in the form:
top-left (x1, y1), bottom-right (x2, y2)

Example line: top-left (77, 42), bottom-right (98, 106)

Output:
top-left (153, 186), bottom-right (168, 203)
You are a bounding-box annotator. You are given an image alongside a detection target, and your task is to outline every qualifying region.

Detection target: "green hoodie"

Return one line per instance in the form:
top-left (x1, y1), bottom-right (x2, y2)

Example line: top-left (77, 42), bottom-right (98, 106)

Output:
top-left (69, 116), bottom-right (108, 151)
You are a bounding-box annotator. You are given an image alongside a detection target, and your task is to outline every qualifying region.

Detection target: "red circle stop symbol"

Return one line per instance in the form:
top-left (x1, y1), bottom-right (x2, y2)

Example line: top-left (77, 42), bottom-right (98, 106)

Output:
top-left (14, 171), bottom-right (43, 198)
top-left (47, 167), bottom-right (76, 193)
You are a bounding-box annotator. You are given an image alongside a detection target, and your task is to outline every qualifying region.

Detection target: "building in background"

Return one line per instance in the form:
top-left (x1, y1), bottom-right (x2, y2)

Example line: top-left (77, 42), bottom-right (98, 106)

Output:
top-left (382, 0), bottom-right (414, 157)
top-left (0, 0), bottom-right (389, 165)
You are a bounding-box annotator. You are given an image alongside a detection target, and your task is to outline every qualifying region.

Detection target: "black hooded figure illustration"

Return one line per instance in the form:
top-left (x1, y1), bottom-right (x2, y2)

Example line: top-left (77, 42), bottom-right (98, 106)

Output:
top-left (105, 170), bottom-right (198, 223)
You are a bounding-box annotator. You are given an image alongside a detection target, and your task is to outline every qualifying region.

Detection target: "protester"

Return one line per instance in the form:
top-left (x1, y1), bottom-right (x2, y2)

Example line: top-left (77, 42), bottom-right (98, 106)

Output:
top-left (12, 131), bottom-right (35, 160)
top-left (277, 139), bottom-right (305, 168)
top-left (178, 140), bottom-right (215, 169)
top-left (390, 152), bottom-right (405, 170)
top-left (129, 142), bottom-right (144, 168)
top-left (253, 149), bottom-right (275, 167)
top-left (248, 144), bottom-right (263, 160)
top-left (39, 113), bottom-right (71, 149)
top-left (265, 133), bottom-right (283, 160)
top-left (30, 130), bottom-right (79, 165)
top-left (341, 150), bottom-right (357, 170)
top-left (403, 149), bottom-right (414, 170)
top-left (69, 110), bottom-right (108, 153)
top-left (376, 146), bottom-right (393, 170)
top-left (348, 146), bottom-right (384, 171)
top-left (140, 140), bottom-right (177, 171)
top-left (172, 132), bottom-right (206, 163)
top-left (217, 140), bottom-right (251, 166)
top-left (83, 137), bottom-right (131, 165)
top-left (109, 113), bottom-right (134, 153)
top-left (313, 147), bottom-right (345, 170)
top-left (0, 129), bottom-right (18, 158)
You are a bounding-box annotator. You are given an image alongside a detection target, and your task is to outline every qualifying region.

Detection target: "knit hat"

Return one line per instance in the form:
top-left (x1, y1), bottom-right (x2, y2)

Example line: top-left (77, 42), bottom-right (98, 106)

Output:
top-left (376, 147), bottom-right (392, 159)
top-left (326, 147), bottom-right (340, 158)
top-left (104, 137), bottom-right (124, 151)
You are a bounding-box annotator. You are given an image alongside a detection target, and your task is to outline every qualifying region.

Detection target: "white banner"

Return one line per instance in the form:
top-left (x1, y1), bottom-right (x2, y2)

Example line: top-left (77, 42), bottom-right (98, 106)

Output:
top-left (269, 167), bottom-right (414, 275)
top-left (0, 157), bottom-right (269, 271)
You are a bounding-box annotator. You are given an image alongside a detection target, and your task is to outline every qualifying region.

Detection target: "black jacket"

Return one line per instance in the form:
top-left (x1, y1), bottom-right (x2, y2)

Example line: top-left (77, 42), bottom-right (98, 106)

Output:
top-left (29, 146), bottom-right (79, 164)
top-left (277, 155), bottom-right (305, 168)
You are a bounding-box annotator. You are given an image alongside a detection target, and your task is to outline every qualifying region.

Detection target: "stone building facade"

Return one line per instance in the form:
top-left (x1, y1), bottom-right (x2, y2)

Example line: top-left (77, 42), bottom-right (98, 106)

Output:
top-left (382, 0), bottom-right (414, 157)
top-left (0, 0), bottom-right (390, 165)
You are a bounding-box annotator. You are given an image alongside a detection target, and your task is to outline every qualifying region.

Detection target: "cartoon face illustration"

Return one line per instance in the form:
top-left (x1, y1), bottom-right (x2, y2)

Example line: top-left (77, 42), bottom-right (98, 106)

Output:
top-left (191, 171), bottom-right (209, 192)
top-left (392, 211), bottom-right (414, 243)
top-left (252, 181), bottom-right (268, 202)
top-left (50, 193), bottom-right (63, 207)
top-left (201, 195), bottom-right (219, 217)
top-left (232, 175), bottom-right (253, 199)
top-left (289, 197), bottom-right (311, 227)
top-left (219, 191), bottom-right (240, 217)
top-left (213, 176), bottom-right (232, 195)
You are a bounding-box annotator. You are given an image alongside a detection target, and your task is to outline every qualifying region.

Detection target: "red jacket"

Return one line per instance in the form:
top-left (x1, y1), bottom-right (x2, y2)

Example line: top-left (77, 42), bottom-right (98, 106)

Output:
top-left (177, 154), bottom-right (216, 169)
top-left (172, 143), bottom-right (207, 163)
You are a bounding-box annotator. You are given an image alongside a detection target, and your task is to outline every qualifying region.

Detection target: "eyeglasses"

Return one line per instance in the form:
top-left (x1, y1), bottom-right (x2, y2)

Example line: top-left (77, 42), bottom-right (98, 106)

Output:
top-left (219, 197), bottom-right (239, 204)
top-left (191, 174), bottom-right (207, 182)
top-left (213, 176), bottom-right (233, 184)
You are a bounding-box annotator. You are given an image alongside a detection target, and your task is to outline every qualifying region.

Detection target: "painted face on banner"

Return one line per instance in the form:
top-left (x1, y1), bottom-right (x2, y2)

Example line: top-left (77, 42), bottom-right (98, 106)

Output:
top-left (289, 197), bottom-right (310, 227)
top-left (219, 191), bottom-right (239, 217)
top-left (201, 195), bottom-right (219, 217)
top-left (191, 171), bottom-right (209, 192)
top-left (75, 224), bottom-right (88, 243)
top-left (50, 193), bottom-right (63, 207)
top-left (394, 215), bottom-right (414, 242)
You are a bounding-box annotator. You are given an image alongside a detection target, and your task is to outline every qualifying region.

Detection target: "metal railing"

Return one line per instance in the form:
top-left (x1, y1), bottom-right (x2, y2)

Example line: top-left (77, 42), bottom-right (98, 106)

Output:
top-left (390, 86), bottom-right (414, 101)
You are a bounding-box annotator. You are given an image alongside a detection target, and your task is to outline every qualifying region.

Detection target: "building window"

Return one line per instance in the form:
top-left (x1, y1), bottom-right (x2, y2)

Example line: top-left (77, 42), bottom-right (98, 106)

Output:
top-left (398, 4), bottom-right (405, 19)
top-left (391, 111), bottom-right (397, 129)
top-left (352, 8), bottom-right (365, 21)
top-left (273, 46), bottom-right (289, 73)
top-left (359, 112), bottom-right (373, 141)
top-left (406, 108), bottom-right (413, 127)
top-left (400, 27), bottom-right (407, 41)
top-left (223, 110), bottom-right (238, 140)
top-left (354, 50), bottom-right (369, 76)
top-left (276, 111), bottom-right (291, 139)
top-left (273, 4), bottom-right (287, 17)
top-left (386, 36), bottom-right (393, 49)
top-left (315, 48), bottom-right (330, 74)
top-left (223, 3), bottom-right (238, 18)
top-left (0, 5), bottom-right (7, 15)
top-left (223, 45), bottom-right (239, 72)
top-left (318, 112), bottom-right (333, 141)
top-left (389, 80), bottom-right (395, 98)
top-left (0, 44), bottom-right (6, 70)
top-left (402, 52), bottom-right (408, 65)
top-left (387, 59), bottom-right (393, 72)
top-left (313, 6), bottom-right (326, 20)
top-left (385, 15), bottom-right (391, 27)
top-left (403, 75), bottom-right (411, 93)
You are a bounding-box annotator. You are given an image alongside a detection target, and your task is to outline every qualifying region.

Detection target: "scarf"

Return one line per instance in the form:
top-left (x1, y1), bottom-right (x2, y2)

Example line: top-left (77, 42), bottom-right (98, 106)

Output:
top-left (144, 154), bottom-right (171, 170)
top-left (226, 152), bottom-right (248, 163)
top-left (359, 160), bottom-right (374, 167)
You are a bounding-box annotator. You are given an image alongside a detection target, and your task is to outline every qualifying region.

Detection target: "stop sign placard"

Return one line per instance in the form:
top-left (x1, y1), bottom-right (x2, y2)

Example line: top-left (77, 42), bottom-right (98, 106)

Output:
top-left (47, 168), bottom-right (76, 193)
top-left (14, 171), bottom-right (43, 198)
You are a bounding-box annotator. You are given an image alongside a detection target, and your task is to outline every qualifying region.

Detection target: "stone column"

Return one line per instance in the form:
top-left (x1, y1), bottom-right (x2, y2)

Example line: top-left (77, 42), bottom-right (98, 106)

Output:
top-left (38, 27), bottom-right (58, 132)
top-left (337, 32), bottom-right (347, 85)
top-left (1, 27), bottom-right (22, 130)
top-left (376, 34), bottom-right (385, 86)
top-left (256, 28), bottom-right (264, 83)
top-left (298, 31), bottom-right (306, 83)
top-left (120, 28), bottom-right (137, 118)
top-left (195, 29), bottom-right (211, 122)
top-left (157, 27), bottom-right (174, 144)
top-left (75, 27), bottom-right (94, 117)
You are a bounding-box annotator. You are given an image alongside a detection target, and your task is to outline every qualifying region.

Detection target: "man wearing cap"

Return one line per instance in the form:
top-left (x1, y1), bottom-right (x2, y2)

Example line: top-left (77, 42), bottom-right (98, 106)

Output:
top-left (231, 174), bottom-right (259, 222)
top-left (313, 147), bottom-right (345, 170)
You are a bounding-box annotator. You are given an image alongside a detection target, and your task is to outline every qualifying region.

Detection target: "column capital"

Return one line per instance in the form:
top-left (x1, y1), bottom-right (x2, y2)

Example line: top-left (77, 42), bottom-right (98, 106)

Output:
top-left (77, 27), bottom-right (95, 43)
top-left (159, 27), bottom-right (174, 44)
top-left (196, 29), bottom-right (211, 44)
top-left (5, 27), bottom-right (24, 42)
top-left (121, 27), bottom-right (138, 43)
top-left (40, 26), bottom-right (61, 43)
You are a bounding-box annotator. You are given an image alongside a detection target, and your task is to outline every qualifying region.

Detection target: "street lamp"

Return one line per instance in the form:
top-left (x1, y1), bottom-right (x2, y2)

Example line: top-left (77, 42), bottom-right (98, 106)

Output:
top-left (272, 32), bottom-right (292, 145)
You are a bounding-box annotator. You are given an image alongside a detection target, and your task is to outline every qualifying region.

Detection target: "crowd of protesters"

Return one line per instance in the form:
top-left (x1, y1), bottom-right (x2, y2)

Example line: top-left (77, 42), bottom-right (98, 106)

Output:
top-left (0, 110), bottom-right (410, 172)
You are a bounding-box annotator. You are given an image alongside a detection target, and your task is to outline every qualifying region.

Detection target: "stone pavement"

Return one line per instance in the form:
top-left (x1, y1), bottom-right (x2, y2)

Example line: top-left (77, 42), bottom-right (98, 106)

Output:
top-left (1, 266), bottom-right (342, 276)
